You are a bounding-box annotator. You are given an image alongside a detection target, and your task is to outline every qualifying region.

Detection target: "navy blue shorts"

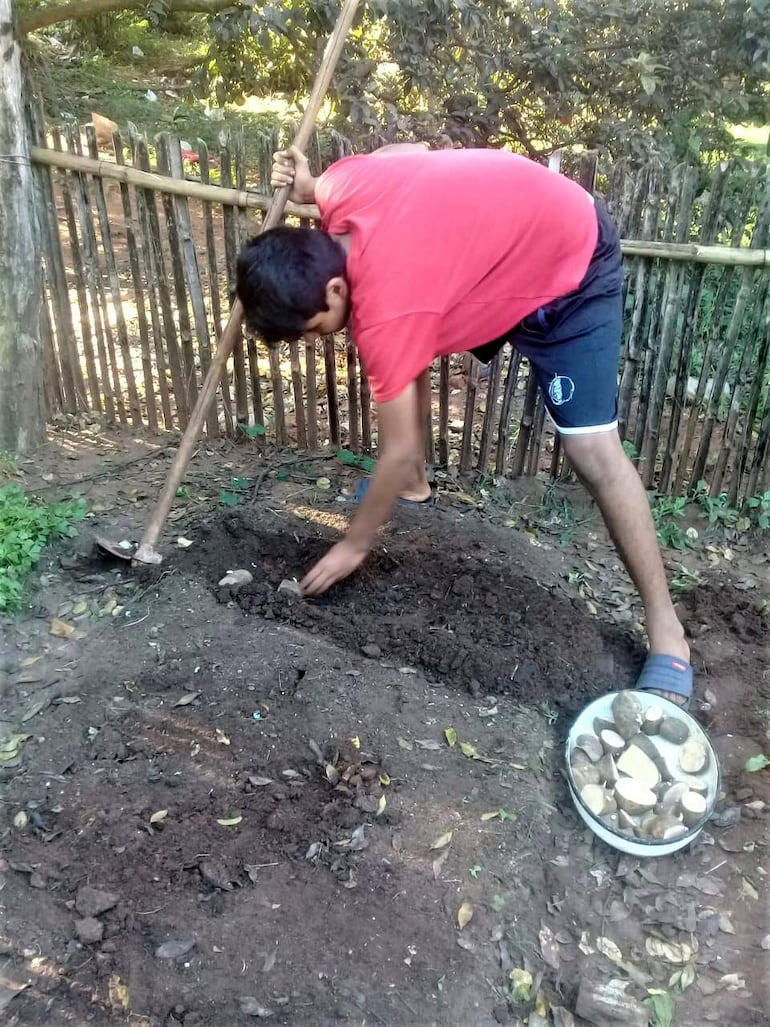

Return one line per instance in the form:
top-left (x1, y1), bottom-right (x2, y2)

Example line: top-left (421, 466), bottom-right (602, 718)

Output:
top-left (472, 200), bottom-right (624, 434)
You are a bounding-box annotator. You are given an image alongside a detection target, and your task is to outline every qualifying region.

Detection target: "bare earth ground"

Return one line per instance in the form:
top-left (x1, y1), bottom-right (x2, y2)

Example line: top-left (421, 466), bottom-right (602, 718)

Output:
top-left (1, 422), bottom-right (768, 1027)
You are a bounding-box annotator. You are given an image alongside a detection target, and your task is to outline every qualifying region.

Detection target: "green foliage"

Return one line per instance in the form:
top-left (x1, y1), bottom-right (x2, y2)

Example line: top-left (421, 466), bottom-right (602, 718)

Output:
top-left (194, 0), bottom-right (770, 162)
top-left (0, 486), bottom-right (85, 614)
top-left (746, 491), bottom-right (770, 530)
top-left (651, 495), bottom-right (691, 549)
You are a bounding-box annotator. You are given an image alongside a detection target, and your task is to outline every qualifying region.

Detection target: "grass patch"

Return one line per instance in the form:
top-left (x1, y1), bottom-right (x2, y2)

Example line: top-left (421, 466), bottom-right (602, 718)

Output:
top-left (0, 485), bottom-right (86, 614)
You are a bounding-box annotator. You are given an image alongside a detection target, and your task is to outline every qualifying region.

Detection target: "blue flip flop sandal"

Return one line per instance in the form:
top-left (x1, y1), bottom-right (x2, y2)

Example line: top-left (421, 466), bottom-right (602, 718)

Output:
top-left (339, 477), bottom-right (435, 508)
top-left (635, 652), bottom-right (693, 710)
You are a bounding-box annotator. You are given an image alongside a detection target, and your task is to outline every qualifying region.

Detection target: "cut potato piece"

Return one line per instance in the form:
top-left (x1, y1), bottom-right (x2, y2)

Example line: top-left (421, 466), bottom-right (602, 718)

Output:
top-left (599, 729), bottom-right (626, 756)
top-left (572, 764), bottom-right (601, 791)
top-left (615, 778), bottom-right (657, 814)
top-left (575, 733), bottom-right (603, 763)
top-left (641, 706), bottom-right (664, 735)
top-left (611, 692), bottom-right (643, 740)
top-left (644, 814), bottom-right (688, 840)
top-left (657, 781), bottom-right (689, 815)
top-left (616, 744), bottom-right (661, 790)
top-left (595, 754), bottom-right (619, 787)
top-left (679, 740), bottom-right (709, 774)
top-left (580, 784), bottom-right (610, 817)
top-left (681, 790), bottom-right (708, 826)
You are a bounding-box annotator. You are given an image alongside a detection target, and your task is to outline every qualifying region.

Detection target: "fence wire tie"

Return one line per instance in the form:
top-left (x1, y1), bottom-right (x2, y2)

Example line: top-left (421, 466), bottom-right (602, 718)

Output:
top-left (0, 154), bottom-right (33, 165)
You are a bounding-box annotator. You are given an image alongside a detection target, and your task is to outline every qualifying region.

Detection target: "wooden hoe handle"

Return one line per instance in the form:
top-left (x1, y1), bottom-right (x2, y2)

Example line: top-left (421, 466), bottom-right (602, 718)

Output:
top-left (134, 0), bottom-right (362, 565)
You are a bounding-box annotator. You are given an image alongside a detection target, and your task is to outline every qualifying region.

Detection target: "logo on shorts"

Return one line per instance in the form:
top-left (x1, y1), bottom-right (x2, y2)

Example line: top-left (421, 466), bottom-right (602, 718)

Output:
top-left (548, 374), bottom-right (575, 406)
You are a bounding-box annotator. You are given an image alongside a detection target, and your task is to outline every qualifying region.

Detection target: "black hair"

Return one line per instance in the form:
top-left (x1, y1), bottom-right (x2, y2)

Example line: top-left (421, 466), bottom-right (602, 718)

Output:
top-left (236, 227), bottom-right (347, 343)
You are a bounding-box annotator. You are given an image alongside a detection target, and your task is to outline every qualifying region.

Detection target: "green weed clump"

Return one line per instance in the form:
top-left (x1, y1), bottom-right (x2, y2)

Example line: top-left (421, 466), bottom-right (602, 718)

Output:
top-left (0, 485), bottom-right (86, 613)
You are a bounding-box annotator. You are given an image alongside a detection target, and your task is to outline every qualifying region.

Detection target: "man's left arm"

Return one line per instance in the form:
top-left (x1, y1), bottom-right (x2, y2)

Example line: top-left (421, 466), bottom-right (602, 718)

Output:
top-left (301, 382), bottom-right (422, 596)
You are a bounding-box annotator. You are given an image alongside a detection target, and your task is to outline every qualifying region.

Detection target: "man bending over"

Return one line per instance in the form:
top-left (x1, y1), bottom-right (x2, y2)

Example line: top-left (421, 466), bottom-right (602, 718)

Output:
top-left (236, 143), bottom-right (693, 707)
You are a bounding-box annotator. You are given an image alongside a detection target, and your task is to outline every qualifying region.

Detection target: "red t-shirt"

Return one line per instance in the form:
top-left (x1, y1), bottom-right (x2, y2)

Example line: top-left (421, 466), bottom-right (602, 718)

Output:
top-left (315, 149), bottom-right (598, 402)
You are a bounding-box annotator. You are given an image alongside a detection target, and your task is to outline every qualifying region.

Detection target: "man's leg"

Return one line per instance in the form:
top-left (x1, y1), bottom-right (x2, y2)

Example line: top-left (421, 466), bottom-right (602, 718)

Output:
top-left (561, 429), bottom-right (690, 701)
top-left (398, 368), bottom-right (432, 501)
top-left (347, 369), bottom-right (432, 503)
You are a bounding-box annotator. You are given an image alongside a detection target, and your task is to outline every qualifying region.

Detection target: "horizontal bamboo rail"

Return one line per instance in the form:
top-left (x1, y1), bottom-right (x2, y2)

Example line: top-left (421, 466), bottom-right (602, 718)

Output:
top-left (29, 146), bottom-right (319, 219)
top-left (29, 146), bottom-right (770, 268)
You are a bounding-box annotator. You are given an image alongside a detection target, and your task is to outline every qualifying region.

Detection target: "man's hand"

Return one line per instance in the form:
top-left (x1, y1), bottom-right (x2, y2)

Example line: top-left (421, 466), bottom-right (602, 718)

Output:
top-left (301, 539), bottom-right (367, 597)
top-left (271, 145), bottom-right (318, 205)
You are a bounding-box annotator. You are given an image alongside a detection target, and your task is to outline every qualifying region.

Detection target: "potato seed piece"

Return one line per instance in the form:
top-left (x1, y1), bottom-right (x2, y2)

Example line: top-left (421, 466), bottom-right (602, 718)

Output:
top-left (641, 706), bottom-right (664, 735)
top-left (679, 740), bottom-right (709, 775)
top-left (615, 778), bottom-right (657, 815)
top-left (616, 744), bottom-right (661, 790)
top-left (681, 790), bottom-right (708, 826)
top-left (599, 729), bottom-right (626, 756)
top-left (659, 716), bottom-right (690, 745)
top-left (575, 733), bottom-right (603, 763)
top-left (611, 692), bottom-right (643, 740)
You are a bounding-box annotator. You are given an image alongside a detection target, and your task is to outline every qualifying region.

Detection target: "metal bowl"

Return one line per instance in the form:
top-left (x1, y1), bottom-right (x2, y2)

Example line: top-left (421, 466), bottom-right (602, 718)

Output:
top-left (565, 691), bottom-right (720, 856)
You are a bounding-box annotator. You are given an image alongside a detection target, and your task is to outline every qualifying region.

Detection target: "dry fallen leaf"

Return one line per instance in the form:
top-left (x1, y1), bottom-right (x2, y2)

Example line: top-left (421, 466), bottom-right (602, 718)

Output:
top-left (457, 900), bottom-right (473, 930)
top-left (539, 925), bottom-right (561, 969)
top-left (596, 936), bottom-right (623, 964)
top-left (432, 847), bottom-right (449, 880)
top-left (430, 830), bottom-right (453, 850)
top-left (645, 936), bottom-right (694, 964)
top-left (49, 617), bottom-right (75, 638)
top-left (175, 692), bottom-right (200, 707)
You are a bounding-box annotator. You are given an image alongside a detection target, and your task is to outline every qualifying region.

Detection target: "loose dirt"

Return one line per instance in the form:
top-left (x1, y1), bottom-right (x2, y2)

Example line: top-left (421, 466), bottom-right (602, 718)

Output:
top-left (1, 427), bottom-right (768, 1027)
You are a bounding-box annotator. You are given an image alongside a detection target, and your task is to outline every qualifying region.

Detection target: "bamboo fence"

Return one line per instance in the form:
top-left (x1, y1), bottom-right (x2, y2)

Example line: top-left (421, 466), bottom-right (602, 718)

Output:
top-left (29, 120), bottom-right (770, 502)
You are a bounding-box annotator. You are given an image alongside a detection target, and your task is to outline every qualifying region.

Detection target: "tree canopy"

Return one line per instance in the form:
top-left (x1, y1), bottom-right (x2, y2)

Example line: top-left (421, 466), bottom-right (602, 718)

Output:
top-left (20, 0), bottom-right (770, 162)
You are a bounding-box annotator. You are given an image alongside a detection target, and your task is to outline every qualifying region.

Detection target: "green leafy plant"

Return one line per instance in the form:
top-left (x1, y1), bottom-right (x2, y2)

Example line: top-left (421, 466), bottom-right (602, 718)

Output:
top-left (0, 486), bottom-right (86, 613)
top-left (693, 481), bottom-right (740, 527)
top-left (651, 495), bottom-right (691, 549)
top-left (746, 491), bottom-right (770, 531)
top-left (670, 565), bottom-right (701, 594)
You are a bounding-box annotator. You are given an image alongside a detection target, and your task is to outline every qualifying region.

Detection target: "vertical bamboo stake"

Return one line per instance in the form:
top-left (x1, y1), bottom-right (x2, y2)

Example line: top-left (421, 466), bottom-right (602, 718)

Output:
top-left (459, 360), bottom-right (479, 471)
top-left (617, 164), bottom-right (661, 440)
top-left (112, 130), bottom-right (158, 432)
top-left (324, 337), bottom-right (341, 448)
top-left (290, 338), bottom-right (308, 447)
top-left (736, 290), bottom-right (770, 500)
top-left (246, 335), bottom-right (265, 436)
top-left (494, 350), bottom-right (522, 476)
top-left (162, 134), bottom-right (218, 437)
top-left (198, 138), bottom-right (234, 434)
top-left (51, 128), bottom-right (99, 411)
top-left (85, 125), bottom-right (142, 427)
top-left (360, 363), bottom-right (372, 453)
top-left (219, 130), bottom-right (249, 427)
top-left (346, 328), bottom-right (359, 452)
top-left (438, 355), bottom-right (450, 467)
top-left (132, 134), bottom-right (187, 427)
top-left (511, 366), bottom-right (539, 476)
top-left (35, 129), bottom-right (85, 412)
top-left (526, 398), bottom-right (547, 476)
top-left (268, 345), bottom-right (288, 446)
top-left (40, 283), bottom-right (63, 416)
top-left (477, 349), bottom-right (503, 473)
top-left (66, 125), bottom-right (121, 422)
top-left (305, 338), bottom-right (319, 449)
top-left (156, 134), bottom-right (198, 416)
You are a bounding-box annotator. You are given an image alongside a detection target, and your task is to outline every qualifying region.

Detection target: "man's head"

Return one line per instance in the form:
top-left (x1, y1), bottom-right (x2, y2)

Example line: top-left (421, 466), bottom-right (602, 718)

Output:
top-left (236, 227), bottom-right (349, 344)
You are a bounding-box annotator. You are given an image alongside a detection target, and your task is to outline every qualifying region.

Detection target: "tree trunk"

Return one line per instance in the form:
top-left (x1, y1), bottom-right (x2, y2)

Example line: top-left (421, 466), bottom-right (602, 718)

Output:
top-left (0, 3), bottom-right (46, 454)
